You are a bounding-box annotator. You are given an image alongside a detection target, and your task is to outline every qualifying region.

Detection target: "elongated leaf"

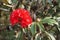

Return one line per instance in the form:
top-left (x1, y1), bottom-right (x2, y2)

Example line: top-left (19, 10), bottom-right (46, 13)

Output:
top-left (45, 31), bottom-right (56, 40)
top-left (30, 22), bottom-right (37, 36)
top-left (58, 0), bottom-right (60, 3)
top-left (17, 31), bottom-right (23, 40)
top-left (42, 17), bottom-right (58, 25)
top-left (11, 0), bottom-right (17, 4)
top-left (35, 33), bottom-right (42, 40)
top-left (37, 22), bottom-right (45, 31)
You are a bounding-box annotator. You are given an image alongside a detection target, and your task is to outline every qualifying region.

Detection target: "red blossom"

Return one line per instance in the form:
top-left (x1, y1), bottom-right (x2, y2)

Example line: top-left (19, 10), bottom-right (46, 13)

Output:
top-left (10, 8), bottom-right (32, 28)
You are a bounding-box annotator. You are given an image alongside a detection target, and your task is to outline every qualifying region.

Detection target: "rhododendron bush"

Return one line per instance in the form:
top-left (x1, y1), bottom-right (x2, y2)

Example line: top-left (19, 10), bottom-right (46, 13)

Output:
top-left (0, 0), bottom-right (60, 40)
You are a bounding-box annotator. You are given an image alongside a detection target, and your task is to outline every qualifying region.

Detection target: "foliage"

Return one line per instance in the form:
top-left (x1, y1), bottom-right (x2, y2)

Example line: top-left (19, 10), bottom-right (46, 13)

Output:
top-left (0, 0), bottom-right (60, 40)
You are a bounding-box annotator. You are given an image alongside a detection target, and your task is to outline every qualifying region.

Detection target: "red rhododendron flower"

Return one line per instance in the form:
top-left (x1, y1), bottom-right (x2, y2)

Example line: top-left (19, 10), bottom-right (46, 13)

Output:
top-left (10, 8), bottom-right (32, 28)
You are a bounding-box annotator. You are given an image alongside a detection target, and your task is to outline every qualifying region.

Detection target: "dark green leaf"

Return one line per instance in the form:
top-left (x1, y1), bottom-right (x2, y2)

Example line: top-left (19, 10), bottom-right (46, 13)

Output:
top-left (30, 22), bottom-right (37, 36)
top-left (37, 22), bottom-right (45, 32)
top-left (11, 0), bottom-right (17, 4)
top-left (45, 31), bottom-right (56, 40)
top-left (17, 31), bottom-right (23, 40)
top-left (42, 17), bottom-right (58, 25)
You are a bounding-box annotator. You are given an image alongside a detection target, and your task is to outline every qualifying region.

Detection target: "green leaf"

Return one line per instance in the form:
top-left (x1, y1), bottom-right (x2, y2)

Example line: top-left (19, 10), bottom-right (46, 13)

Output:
top-left (19, 32), bottom-right (23, 40)
top-left (58, 0), bottom-right (60, 3)
top-left (45, 31), bottom-right (56, 40)
top-left (35, 33), bottom-right (42, 40)
top-left (30, 22), bottom-right (37, 36)
top-left (17, 31), bottom-right (23, 40)
top-left (42, 17), bottom-right (58, 25)
top-left (11, 0), bottom-right (17, 4)
top-left (37, 22), bottom-right (45, 32)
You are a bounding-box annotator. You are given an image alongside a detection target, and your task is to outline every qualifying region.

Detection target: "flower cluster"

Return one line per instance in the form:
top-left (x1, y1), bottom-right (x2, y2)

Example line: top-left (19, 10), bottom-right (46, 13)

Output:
top-left (10, 8), bottom-right (32, 28)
